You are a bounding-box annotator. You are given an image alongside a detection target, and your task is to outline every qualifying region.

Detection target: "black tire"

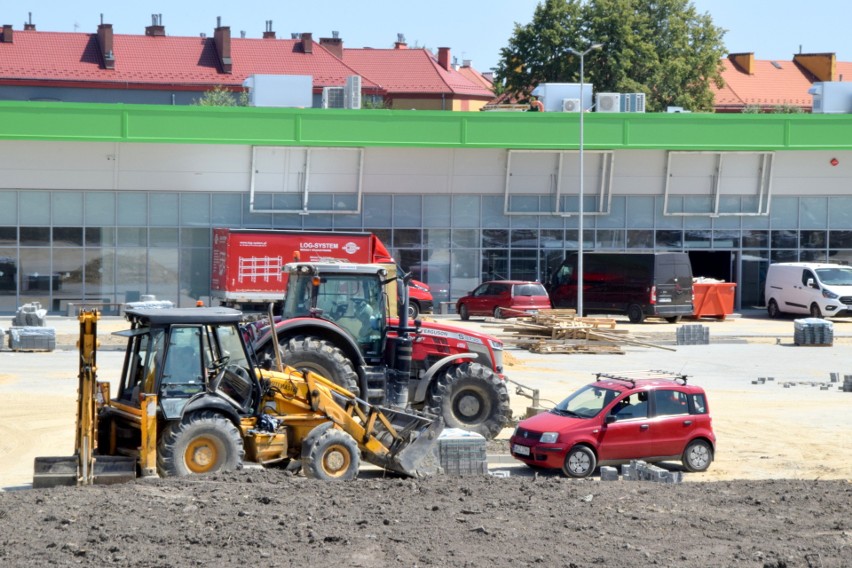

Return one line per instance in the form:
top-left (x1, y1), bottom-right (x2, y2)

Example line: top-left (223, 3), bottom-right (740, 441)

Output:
top-left (459, 304), bottom-right (470, 321)
top-left (810, 303), bottom-right (823, 319)
top-left (157, 411), bottom-right (244, 477)
top-left (301, 426), bottom-right (361, 480)
top-left (627, 304), bottom-right (646, 324)
top-left (407, 301), bottom-right (421, 320)
top-left (682, 439), bottom-right (713, 472)
top-left (425, 362), bottom-right (511, 440)
top-left (275, 335), bottom-right (360, 398)
top-left (665, 316), bottom-right (682, 324)
top-left (493, 307), bottom-right (502, 319)
top-left (767, 299), bottom-right (781, 319)
top-left (562, 445), bottom-right (596, 478)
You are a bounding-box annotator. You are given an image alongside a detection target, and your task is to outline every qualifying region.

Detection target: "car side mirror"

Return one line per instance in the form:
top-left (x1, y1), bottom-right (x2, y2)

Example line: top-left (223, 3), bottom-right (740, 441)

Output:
top-left (605, 415), bottom-right (617, 424)
top-left (807, 278), bottom-right (818, 289)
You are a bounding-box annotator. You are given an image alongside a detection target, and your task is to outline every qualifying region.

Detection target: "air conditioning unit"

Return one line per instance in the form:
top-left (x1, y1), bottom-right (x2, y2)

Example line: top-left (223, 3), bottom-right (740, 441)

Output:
top-left (344, 75), bottom-right (362, 109)
top-left (596, 93), bottom-right (621, 113)
top-left (562, 98), bottom-right (581, 112)
top-left (621, 93), bottom-right (646, 113)
top-left (321, 87), bottom-right (345, 109)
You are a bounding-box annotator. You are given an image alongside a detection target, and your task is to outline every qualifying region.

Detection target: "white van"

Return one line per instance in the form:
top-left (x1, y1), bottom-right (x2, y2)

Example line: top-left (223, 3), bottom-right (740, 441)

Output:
top-left (764, 262), bottom-right (852, 318)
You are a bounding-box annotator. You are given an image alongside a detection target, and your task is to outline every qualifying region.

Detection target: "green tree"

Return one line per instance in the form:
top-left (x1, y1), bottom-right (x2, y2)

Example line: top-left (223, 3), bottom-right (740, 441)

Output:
top-left (495, 0), bottom-right (727, 112)
top-left (192, 85), bottom-right (249, 106)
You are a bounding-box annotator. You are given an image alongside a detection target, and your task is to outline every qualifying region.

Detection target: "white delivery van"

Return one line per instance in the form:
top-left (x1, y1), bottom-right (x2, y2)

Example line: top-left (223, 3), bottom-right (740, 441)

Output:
top-left (764, 262), bottom-right (852, 318)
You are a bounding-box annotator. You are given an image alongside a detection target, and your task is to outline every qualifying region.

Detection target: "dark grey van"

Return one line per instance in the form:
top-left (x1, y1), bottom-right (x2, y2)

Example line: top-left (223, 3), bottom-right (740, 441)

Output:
top-left (547, 252), bottom-right (694, 323)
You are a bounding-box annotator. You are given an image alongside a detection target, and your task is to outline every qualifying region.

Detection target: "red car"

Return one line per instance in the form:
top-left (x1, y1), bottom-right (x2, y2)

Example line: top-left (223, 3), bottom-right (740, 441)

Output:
top-left (457, 280), bottom-right (551, 320)
top-left (509, 371), bottom-right (715, 478)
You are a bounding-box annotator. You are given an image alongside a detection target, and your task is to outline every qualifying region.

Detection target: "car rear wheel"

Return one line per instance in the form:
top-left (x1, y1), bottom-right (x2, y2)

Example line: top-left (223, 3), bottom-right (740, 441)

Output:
top-left (493, 307), bottom-right (502, 319)
top-left (767, 299), bottom-right (781, 319)
top-left (627, 304), bottom-right (645, 324)
top-left (682, 439), bottom-right (713, 472)
top-left (459, 304), bottom-right (470, 321)
top-left (810, 303), bottom-right (823, 318)
top-left (562, 445), bottom-right (596, 478)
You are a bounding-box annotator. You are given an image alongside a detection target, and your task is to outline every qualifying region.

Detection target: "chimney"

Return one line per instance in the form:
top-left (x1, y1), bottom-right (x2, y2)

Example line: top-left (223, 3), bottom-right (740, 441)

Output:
top-left (728, 52), bottom-right (754, 75)
top-left (320, 32), bottom-right (343, 59)
top-left (145, 13), bottom-right (165, 36)
top-left (395, 33), bottom-right (407, 49)
top-left (263, 20), bottom-right (275, 39)
top-left (1, 25), bottom-right (12, 43)
top-left (438, 47), bottom-right (451, 71)
top-left (24, 12), bottom-right (35, 31)
top-left (213, 17), bottom-right (232, 73)
top-left (97, 17), bottom-right (115, 70)
top-left (301, 32), bottom-right (313, 54)
top-left (794, 52), bottom-right (836, 82)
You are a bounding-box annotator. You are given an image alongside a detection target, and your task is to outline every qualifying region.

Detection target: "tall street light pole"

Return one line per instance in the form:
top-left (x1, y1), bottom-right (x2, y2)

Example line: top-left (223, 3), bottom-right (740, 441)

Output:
top-left (567, 43), bottom-right (602, 318)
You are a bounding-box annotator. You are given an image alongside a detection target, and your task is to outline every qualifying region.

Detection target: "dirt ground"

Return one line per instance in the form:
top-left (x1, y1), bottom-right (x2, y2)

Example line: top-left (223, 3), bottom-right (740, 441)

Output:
top-left (0, 316), bottom-right (851, 566)
top-left (0, 471), bottom-right (849, 567)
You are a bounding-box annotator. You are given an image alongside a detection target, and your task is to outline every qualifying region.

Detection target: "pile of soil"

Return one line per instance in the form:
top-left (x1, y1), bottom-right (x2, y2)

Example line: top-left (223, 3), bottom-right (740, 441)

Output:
top-left (2, 470), bottom-right (849, 567)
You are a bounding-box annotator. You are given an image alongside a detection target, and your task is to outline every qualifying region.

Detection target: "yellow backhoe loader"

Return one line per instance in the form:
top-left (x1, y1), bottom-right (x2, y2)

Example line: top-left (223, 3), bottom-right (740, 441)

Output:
top-left (33, 308), bottom-right (442, 488)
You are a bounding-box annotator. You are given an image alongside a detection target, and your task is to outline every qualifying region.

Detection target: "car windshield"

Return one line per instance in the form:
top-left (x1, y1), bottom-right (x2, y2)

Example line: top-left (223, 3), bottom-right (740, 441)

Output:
top-left (552, 384), bottom-right (619, 418)
top-left (815, 267), bottom-right (852, 286)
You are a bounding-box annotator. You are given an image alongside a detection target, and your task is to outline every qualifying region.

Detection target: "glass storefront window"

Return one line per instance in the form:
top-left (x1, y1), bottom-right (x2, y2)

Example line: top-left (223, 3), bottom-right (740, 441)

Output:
top-left (20, 192), bottom-right (50, 225)
top-left (86, 192), bottom-right (116, 226)
top-left (595, 230), bottom-right (625, 249)
top-left (452, 195), bottom-right (480, 228)
top-left (150, 193), bottom-right (179, 227)
top-left (85, 249), bottom-right (115, 299)
top-left (712, 231), bottom-right (741, 249)
top-left (150, 228), bottom-right (179, 248)
top-left (451, 229), bottom-right (478, 249)
top-left (364, 195), bottom-right (392, 228)
top-left (771, 230), bottom-right (798, 249)
top-left (425, 229), bottom-right (450, 248)
top-left (829, 231), bottom-right (852, 249)
top-left (627, 230), bottom-right (654, 249)
top-left (20, 227), bottom-right (50, 246)
top-left (656, 230), bottom-right (683, 249)
top-left (53, 192), bottom-right (83, 225)
top-left (118, 193), bottom-right (148, 226)
top-left (180, 228), bottom-right (211, 248)
top-left (511, 229), bottom-right (537, 247)
top-left (800, 230), bottom-right (826, 250)
top-left (54, 227), bottom-right (84, 247)
top-left (742, 230), bottom-right (768, 248)
top-left (423, 195), bottom-right (451, 227)
top-left (212, 193), bottom-right (242, 227)
top-left (394, 229), bottom-right (421, 248)
top-left (0, 227), bottom-right (17, 246)
top-left (541, 230), bottom-right (565, 250)
top-left (482, 229), bottom-right (508, 248)
top-left (117, 228), bottom-right (147, 247)
top-left (181, 193), bottom-right (211, 227)
top-left (393, 195), bottom-right (421, 228)
top-left (0, 192), bottom-right (16, 225)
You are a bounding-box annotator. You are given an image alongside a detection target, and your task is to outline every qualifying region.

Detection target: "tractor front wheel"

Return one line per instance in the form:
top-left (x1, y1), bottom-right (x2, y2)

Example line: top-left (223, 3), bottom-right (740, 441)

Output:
top-left (425, 362), bottom-right (511, 439)
top-left (301, 425), bottom-right (361, 480)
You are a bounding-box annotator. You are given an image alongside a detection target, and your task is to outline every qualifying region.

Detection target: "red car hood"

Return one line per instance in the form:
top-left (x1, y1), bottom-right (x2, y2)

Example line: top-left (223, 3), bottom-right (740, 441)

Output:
top-left (519, 410), bottom-right (586, 433)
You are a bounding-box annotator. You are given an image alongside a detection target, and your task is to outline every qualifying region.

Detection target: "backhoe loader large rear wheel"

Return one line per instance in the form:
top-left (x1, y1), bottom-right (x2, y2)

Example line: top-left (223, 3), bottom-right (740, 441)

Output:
top-left (157, 411), bottom-right (244, 477)
top-left (272, 335), bottom-right (360, 398)
top-left (301, 424), bottom-right (361, 481)
top-left (425, 362), bottom-right (511, 440)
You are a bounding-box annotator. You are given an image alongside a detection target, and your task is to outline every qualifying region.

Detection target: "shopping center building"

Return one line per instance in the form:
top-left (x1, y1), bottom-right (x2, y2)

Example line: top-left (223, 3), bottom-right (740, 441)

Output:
top-left (1, 101), bottom-right (851, 314)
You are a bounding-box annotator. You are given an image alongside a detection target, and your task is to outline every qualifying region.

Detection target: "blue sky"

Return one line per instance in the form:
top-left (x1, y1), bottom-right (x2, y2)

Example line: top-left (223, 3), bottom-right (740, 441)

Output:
top-left (10, 1), bottom-right (852, 73)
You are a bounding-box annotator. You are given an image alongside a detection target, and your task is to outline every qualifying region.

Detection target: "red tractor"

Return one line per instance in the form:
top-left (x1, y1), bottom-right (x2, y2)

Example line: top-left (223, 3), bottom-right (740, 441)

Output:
top-left (250, 262), bottom-right (511, 439)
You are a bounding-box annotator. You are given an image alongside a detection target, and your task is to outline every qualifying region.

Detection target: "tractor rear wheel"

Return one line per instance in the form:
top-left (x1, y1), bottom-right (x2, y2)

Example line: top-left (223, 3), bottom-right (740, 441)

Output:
top-left (275, 335), bottom-right (360, 398)
top-left (301, 425), bottom-right (361, 480)
top-left (157, 411), bottom-right (244, 477)
top-left (425, 362), bottom-right (511, 439)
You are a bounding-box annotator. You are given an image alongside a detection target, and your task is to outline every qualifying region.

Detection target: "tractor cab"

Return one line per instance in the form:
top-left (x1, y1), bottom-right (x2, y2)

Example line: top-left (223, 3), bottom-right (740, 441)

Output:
top-left (282, 262), bottom-right (393, 359)
top-left (115, 308), bottom-right (260, 419)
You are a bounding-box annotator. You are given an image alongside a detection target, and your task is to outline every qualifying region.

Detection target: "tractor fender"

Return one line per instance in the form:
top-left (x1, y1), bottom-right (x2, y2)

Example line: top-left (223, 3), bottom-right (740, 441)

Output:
top-left (179, 396), bottom-right (243, 429)
top-left (411, 352), bottom-right (477, 404)
top-left (255, 318), bottom-right (366, 368)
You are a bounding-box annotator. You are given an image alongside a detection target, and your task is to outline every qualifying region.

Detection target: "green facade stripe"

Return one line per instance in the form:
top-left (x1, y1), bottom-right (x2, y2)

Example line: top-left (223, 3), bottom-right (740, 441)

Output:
top-left (0, 101), bottom-right (851, 151)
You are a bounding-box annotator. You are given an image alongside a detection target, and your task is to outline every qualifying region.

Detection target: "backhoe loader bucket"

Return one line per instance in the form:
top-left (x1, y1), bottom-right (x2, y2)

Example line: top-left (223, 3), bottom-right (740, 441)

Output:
top-left (33, 455), bottom-right (136, 489)
top-left (369, 408), bottom-right (444, 478)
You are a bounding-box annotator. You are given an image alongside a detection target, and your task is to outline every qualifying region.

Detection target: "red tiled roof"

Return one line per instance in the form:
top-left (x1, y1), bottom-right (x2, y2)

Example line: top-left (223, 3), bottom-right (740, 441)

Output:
top-left (341, 48), bottom-right (492, 97)
top-left (714, 58), bottom-right (816, 109)
top-left (458, 65), bottom-right (493, 91)
top-left (0, 30), bottom-right (380, 89)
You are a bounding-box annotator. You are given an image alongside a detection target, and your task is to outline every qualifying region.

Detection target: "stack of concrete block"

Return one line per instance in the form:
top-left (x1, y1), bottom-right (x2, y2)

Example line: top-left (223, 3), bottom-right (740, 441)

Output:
top-left (12, 302), bottom-right (47, 327)
top-left (622, 460), bottom-right (683, 483)
top-left (8, 326), bottom-right (56, 351)
top-left (794, 318), bottom-right (833, 346)
top-left (843, 375), bottom-right (852, 393)
top-left (436, 428), bottom-right (488, 476)
top-left (676, 324), bottom-right (709, 345)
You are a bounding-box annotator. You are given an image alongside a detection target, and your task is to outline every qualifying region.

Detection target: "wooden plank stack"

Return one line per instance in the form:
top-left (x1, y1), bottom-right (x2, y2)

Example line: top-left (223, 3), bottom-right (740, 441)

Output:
top-left (492, 309), bottom-right (672, 355)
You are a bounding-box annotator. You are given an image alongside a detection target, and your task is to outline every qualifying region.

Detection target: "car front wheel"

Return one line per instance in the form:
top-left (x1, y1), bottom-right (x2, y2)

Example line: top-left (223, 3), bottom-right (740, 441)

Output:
top-left (682, 439), bottom-right (713, 472)
top-left (810, 303), bottom-right (823, 318)
top-left (459, 304), bottom-right (470, 321)
top-left (767, 299), bottom-right (781, 319)
top-left (562, 445), bottom-right (596, 478)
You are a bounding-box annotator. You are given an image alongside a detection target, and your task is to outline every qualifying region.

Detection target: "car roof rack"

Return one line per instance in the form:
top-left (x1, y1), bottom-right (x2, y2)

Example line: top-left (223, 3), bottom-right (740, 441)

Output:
top-left (594, 370), bottom-right (689, 387)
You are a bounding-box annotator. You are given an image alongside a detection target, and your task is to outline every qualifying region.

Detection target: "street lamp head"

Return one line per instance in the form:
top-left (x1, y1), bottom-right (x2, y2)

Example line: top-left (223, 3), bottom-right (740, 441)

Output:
top-left (590, 43), bottom-right (604, 51)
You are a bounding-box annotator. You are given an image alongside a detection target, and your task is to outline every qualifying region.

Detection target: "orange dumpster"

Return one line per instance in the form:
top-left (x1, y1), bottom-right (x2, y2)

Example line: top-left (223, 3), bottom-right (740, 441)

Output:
top-left (691, 281), bottom-right (736, 320)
